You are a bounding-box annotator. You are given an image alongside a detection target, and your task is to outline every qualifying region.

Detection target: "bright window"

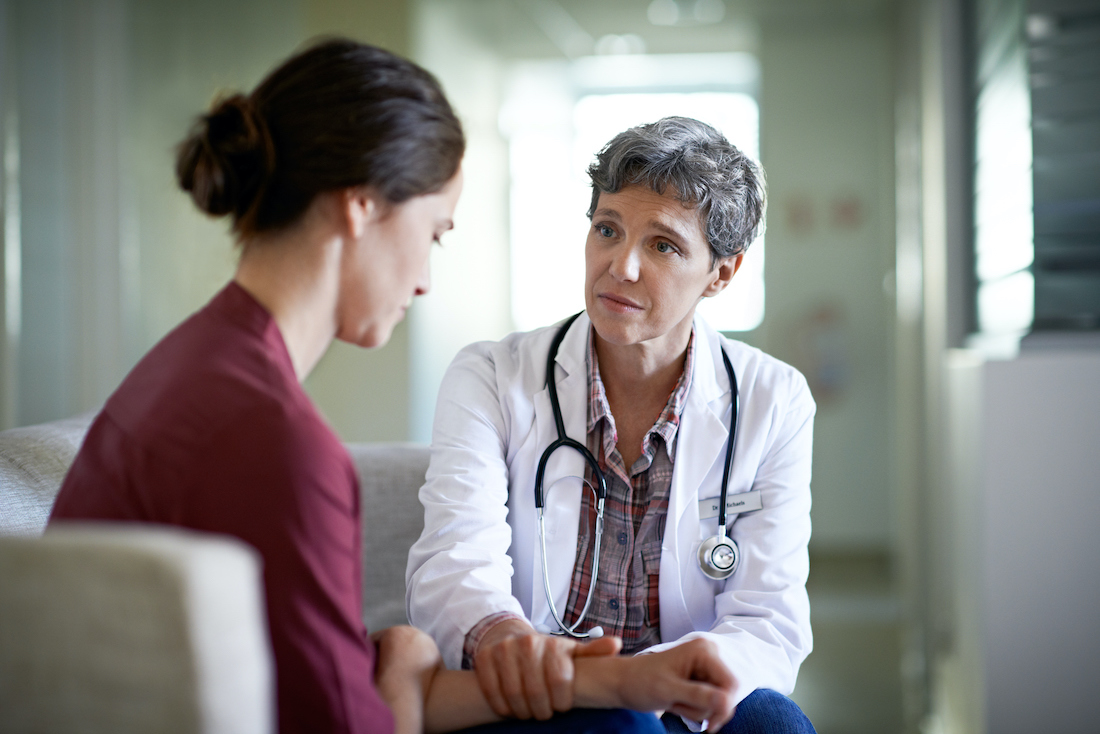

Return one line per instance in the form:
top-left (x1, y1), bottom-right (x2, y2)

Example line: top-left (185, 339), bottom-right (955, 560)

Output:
top-left (504, 55), bottom-right (763, 333)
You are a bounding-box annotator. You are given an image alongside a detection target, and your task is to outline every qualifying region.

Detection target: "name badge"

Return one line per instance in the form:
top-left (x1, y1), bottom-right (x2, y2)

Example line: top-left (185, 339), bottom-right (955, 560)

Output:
top-left (698, 490), bottom-right (763, 520)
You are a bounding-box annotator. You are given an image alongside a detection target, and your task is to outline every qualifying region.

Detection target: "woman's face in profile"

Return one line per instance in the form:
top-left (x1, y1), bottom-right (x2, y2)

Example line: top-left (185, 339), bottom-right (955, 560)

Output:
top-left (584, 185), bottom-right (734, 350)
top-left (336, 169), bottom-right (463, 349)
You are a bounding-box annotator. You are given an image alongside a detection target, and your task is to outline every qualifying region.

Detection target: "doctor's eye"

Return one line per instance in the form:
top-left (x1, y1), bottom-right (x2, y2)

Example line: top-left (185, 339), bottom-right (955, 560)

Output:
top-left (594, 223), bottom-right (615, 238)
top-left (654, 240), bottom-right (675, 254)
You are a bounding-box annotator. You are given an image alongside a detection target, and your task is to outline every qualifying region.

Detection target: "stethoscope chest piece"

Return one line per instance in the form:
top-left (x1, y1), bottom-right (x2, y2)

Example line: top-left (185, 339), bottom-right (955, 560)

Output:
top-left (698, 533), bottom-right (740, 580)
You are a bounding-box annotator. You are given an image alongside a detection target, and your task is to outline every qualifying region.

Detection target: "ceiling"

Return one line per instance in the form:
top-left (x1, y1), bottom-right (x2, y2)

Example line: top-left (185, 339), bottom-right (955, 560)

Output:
top-left (434, 0), bottom-right (897, 60)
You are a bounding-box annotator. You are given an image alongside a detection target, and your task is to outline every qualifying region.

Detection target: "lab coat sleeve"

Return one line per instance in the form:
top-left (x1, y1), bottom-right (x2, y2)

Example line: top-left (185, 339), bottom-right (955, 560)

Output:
top-left (405, 343), bottom-right (525, 669)
top-left (647, 368), bottom-right (815, 710)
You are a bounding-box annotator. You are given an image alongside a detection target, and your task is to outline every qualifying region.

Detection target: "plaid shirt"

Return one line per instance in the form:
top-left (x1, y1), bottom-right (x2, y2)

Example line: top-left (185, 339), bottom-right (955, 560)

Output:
top-left (462, 327), bottom-right (695, 665)
top-left (562, 327), bottom-right (695, 654)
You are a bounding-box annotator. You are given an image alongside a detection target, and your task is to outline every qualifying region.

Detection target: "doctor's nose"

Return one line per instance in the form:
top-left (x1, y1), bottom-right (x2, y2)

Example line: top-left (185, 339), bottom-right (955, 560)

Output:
top-left (608, 244), bottom-right (641, 282)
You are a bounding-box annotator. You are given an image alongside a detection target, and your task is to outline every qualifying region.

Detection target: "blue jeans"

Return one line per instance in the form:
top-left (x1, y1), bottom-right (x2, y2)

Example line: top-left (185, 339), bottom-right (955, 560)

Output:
top-left (455, 708), bottom-right (665, 733)
top-left (661, 690), bottom-right (815, 734)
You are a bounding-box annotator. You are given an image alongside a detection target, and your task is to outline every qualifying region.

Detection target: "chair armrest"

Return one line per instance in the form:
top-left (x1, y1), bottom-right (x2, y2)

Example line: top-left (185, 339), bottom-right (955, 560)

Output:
top-left (0, 523), bottom-right (274, 734)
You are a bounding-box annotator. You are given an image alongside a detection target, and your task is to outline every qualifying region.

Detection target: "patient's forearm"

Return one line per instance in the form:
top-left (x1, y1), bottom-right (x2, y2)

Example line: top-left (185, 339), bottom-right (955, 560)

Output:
top-left (422, 641), bottom-right (734, 732)
top-left (423, 669), bottom-right (501, 733)
top-left (422, 655), bottom-right (661, 733)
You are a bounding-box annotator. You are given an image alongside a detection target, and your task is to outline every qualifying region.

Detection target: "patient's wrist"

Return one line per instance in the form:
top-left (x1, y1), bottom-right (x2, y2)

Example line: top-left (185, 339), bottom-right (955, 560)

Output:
top-left (572, 655), bottom-right (629, 709)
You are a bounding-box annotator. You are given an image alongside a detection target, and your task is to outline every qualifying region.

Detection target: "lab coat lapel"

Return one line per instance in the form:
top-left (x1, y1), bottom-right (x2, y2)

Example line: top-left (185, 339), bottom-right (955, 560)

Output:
top-left (528, 313), bottom-right (590, 627)
top-left (661, 318), bottom-right (731, 639)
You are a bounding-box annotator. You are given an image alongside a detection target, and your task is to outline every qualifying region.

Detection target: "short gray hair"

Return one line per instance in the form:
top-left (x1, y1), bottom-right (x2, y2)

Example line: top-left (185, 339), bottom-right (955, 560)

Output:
top-left (586, 116), bottom-right (765, 261)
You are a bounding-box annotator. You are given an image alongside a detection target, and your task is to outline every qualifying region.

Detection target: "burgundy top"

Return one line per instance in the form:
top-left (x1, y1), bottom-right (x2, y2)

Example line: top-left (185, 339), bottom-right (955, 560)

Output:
top-left (50, 282), bottom-right (395, 734)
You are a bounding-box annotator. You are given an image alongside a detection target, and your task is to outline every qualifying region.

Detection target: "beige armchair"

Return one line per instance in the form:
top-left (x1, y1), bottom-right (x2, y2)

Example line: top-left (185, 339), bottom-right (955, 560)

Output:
top-left (0, 415), bottom-right (431, 734)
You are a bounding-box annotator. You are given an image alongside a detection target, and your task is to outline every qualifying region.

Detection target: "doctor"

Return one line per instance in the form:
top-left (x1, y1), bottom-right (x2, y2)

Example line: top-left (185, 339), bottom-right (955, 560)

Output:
top-left (407, 117), bottom-right (816, 733)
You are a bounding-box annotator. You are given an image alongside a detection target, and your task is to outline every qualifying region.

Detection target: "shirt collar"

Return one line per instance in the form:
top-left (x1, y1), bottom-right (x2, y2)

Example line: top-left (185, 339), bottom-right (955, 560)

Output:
top-left (586, 327), bottom-right (696, 461)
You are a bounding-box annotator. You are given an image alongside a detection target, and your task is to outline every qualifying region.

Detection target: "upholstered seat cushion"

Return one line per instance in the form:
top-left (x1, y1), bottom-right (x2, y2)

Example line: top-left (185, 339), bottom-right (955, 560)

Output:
top-left (0, 413), bottom-right (93, 536)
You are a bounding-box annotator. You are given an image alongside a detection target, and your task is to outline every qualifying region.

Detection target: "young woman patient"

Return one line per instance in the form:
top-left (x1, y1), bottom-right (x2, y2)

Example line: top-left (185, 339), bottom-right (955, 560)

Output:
top-left (49, 39), bottom-right (737, 734)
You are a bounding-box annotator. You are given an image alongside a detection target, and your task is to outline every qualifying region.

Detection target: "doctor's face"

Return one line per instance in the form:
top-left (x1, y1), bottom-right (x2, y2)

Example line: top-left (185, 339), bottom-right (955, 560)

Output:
top-left (585, 185), bottom-right (740, 351)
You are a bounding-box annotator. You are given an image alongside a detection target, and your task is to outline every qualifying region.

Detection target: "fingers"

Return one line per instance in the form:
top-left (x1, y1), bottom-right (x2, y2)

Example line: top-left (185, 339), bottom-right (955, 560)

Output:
top-left (707, 701), bottom-right (737, 733)
top-left (573, 635), bottom-right (622, 658)
top-left (684, 640), bottom-right (735, 690)
top-left (539, 634), bottom-right (618, 713)
top-left (544, 636), bottom-right (578, 713)
top-left (494, 639), bottom-right (536, 719)
top-left (475, 632), bottom-right (577, 720)
top-left (667, 703), bottom-right (713, 727)
top-left (664, 680), bottom-right (735, 730)
top-left (525, 634), bottom-right (581, 719)
top-left (652, 640), bottom-right (736, 728)
top-left (517, 635), bottom-right (553, 720)
top-left (474, 649), bottom-right (512, 719)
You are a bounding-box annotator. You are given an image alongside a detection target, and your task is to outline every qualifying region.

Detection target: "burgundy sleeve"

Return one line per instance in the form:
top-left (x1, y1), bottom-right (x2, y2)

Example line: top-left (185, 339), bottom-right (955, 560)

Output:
top-left (176, 403), bottom-right (395, 734)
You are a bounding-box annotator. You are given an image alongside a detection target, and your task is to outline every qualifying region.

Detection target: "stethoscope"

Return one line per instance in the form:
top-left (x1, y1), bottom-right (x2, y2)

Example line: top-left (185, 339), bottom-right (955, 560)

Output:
top-left (534, 312), bottom-right (742, 639)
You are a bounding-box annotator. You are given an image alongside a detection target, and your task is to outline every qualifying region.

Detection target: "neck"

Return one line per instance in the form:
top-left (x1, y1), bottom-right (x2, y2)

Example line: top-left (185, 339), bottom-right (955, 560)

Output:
top-left (233, 216), bottom-right (342, 382)
top-left (593, 316), bottom-right (694, 403)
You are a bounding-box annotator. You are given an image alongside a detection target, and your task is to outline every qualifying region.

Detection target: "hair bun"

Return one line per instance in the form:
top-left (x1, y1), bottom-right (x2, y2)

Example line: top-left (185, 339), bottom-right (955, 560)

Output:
top-left (175, 93), bottom-right (276, 219)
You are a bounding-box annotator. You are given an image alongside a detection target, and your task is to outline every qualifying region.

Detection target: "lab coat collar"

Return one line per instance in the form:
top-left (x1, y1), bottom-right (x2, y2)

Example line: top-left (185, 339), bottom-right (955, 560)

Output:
top-left (553, 310), bottom-right (589, 380)
top-left (668, 316), bottom-right (734, 549)
top-left (654, 315), bottom-right (734, 639)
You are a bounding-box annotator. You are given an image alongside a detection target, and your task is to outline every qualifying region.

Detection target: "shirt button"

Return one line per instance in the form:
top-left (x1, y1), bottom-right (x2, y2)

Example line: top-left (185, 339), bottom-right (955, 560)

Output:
top-left (618, 532), bottom-right (628, 545)
top-left (609, 599), bottom-right (620, 610)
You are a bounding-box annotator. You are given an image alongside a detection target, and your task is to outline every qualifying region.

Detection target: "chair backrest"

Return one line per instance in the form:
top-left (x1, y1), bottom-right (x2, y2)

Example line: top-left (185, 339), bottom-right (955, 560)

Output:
top-left (346, 442), bottom-right (431, 631)
top-left (0, 524), bottom-right (274, 734)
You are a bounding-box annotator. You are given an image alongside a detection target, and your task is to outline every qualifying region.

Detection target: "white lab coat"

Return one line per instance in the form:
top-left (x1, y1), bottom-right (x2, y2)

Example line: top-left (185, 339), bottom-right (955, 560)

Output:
top-left (406, 312), bottom-right (815, 707)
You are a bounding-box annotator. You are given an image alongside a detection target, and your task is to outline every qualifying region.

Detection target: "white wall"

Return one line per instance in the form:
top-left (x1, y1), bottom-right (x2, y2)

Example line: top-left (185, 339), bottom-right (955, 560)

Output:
top-left (4, 0), bottom-right (137, 426)
top-left (409, 0), bottom-right (514, 444)
top-left (759, 17), bottom-right (897, 551)
top-left (0, 0), bottom-right (437, 442)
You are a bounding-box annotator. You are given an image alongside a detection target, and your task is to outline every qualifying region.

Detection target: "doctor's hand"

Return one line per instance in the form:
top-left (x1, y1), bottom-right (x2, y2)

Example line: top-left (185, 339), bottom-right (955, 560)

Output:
top-left (574, 638), bottom-right (738, 732)
top-left (473, 618), bottom-right (622, 721)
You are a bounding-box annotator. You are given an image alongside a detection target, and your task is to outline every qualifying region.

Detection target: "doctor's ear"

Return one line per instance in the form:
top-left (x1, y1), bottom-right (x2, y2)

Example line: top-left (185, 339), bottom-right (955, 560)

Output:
top-left (703, 253), bottom-right (744, 298)
top-left (341, 187), bottom-right (383, 240)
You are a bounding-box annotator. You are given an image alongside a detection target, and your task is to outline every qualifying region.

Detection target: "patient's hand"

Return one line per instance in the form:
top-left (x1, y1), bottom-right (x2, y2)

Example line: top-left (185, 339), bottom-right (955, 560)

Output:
top-left (372, 625), bottom-right (443, 734)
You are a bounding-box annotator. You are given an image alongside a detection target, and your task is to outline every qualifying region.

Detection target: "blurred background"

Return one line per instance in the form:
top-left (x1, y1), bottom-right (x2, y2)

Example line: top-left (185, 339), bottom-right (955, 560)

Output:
top-left (0, 0), bottom-right (1096, 732)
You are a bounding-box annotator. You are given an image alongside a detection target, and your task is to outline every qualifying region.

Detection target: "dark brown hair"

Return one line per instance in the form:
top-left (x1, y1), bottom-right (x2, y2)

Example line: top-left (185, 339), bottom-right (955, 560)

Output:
top-left (176, 38), bottom-right (465, 238)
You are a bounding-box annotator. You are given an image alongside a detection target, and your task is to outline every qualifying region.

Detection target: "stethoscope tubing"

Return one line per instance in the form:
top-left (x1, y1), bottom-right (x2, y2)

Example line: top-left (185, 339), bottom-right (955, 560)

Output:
top-left (716, 348), bottom-right (739, 536)
top-left (536, 312), bottom-right (607, 638)
top-left (535, 312), bottom-right (607, 510)
top-left (536, 312), bottom-right (740, 638)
